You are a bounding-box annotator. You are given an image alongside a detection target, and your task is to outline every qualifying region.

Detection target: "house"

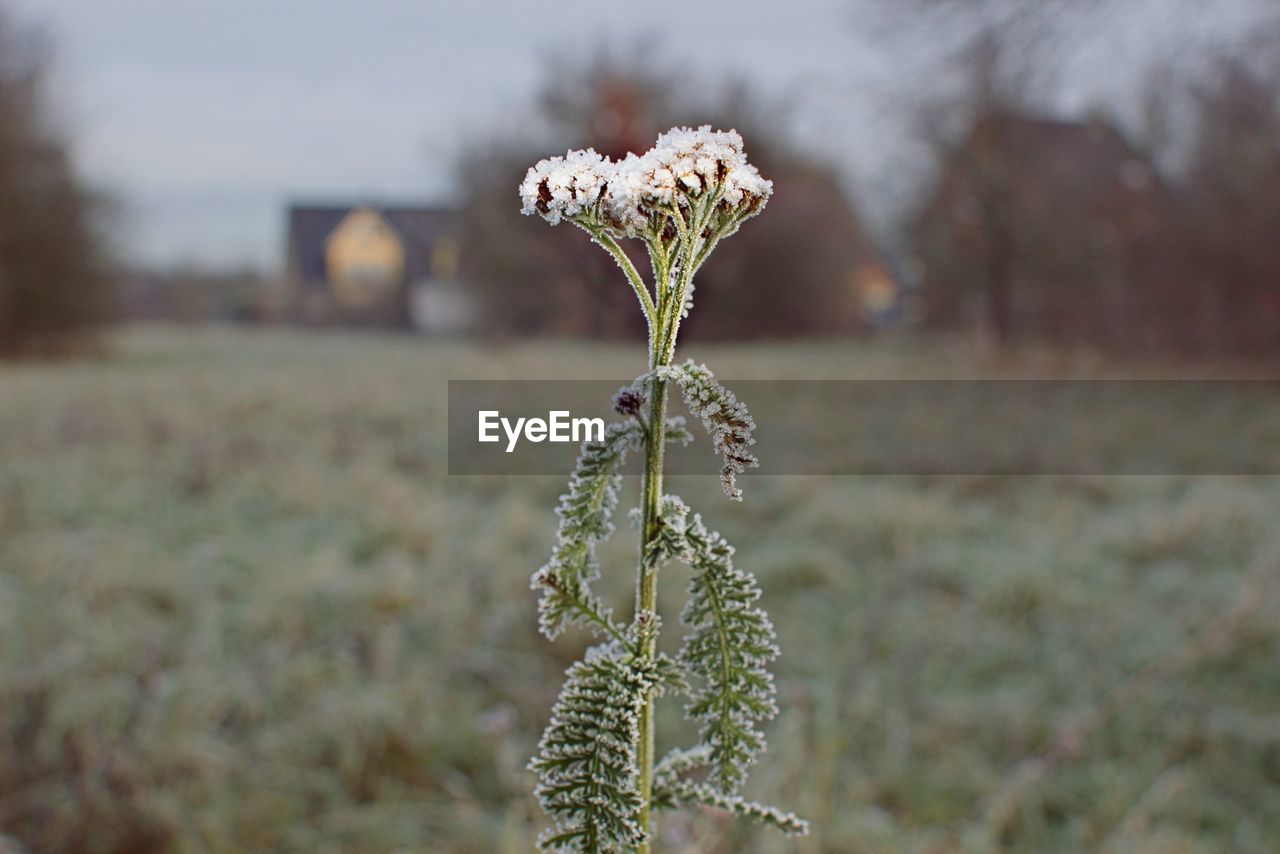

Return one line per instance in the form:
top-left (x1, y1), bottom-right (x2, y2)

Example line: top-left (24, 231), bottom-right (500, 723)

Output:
top-left (283, 203), bottom-right (471, 331)
top-left (913, 111), bottom-right (1169, 344)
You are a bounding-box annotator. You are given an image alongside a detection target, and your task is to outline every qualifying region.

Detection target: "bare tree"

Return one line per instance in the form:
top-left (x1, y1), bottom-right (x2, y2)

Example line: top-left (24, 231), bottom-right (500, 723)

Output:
top-left (881, 0), bottom-right (1280, 354)
top-left (1175, 54), bottom-right (1280, 353)
top-left (0, 5), bottom-right (112, 356)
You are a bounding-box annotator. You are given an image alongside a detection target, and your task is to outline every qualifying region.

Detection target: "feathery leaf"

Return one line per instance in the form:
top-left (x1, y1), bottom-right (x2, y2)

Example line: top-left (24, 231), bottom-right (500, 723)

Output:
top-left (643, 493), bottom-right (693, 569)
top-left (678, 514), bottom-right (780, 793)
top-left (652, 745), bottom-right (713, 790)
top-left (531, 644), bottom-right (660, 852)
top-left (531, 421), bottom-right (642, 641)
top-left (650, 361), bottom-right (757, 500)
top-left (653, 779), bottom-right (809, 837)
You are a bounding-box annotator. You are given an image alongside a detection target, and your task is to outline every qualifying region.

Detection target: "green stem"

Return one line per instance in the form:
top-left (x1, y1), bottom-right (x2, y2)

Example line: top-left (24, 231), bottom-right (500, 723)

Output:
top-left (659, 201), bottom-right (705, 366)
top-left (635, 195), bottom-right (715, 850)
top-left (635, 366), bottom-right (666, 852)
top-left (634, 249), bottom-right (671, 853)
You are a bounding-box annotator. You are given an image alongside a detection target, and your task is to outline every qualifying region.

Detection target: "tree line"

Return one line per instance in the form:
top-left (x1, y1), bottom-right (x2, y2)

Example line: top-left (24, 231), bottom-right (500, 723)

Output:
top-left (3, 2), bottom-right (1278, 356)
top-left (0, 6), bottom-right (111, 356)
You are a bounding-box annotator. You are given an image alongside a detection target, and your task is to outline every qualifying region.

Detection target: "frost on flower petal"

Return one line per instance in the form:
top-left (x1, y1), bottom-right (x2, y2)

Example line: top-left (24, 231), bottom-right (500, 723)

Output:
top-left (647, 125), bottom-right (773, 218)
top-left (518, 125), bottom-right (772, 242)
top-left (520, 148), bottom-right (613, 226)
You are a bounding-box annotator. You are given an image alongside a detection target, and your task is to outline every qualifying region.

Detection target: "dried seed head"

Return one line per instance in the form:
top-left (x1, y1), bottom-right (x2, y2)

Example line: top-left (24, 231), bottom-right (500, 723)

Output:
top-left (613, 386), bottom-right (646, 417)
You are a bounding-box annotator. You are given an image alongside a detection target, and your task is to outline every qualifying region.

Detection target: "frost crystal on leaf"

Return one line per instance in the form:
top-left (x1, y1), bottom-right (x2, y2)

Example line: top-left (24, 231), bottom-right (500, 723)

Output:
top-left (532, 422), bottom-right (643, 640)
top-left (664, 415), bottom-right (694, 448)
top-left (678, 513), bottom-right (780, 793)
top-left (652, 361), bottom-right (758, 500)
top-left (531, 644), bottom-right (658, 852)
top-left (650, 742), bottom-right (808, 837)
top-left (643, 494), bottom-right (692, 570)
top-left (653, 780), bottom-right (809, 837)
top-left (652, 745), bottom-right (713, 789)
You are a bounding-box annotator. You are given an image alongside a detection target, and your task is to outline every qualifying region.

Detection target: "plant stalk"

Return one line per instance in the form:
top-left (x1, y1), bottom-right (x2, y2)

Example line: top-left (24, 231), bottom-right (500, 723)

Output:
top-left (634, 242), bottom-right (673, 850)
top-left (635, 364), bottom-right (667, 852)
top-left (636, 207), bottom-right (702, 851)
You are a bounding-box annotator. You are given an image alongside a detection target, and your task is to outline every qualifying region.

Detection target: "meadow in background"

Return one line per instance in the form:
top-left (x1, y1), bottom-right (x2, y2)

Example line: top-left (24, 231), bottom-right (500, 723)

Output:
top-left (2, 328), bottom-right (1277, 852)
top-left (3, 0), bottom-right (1280, 851)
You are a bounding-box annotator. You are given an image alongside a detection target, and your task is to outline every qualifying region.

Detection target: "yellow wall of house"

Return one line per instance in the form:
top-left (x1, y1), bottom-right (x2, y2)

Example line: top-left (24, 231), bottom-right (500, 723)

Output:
top-left (325, 208), bottom-right (405, 308)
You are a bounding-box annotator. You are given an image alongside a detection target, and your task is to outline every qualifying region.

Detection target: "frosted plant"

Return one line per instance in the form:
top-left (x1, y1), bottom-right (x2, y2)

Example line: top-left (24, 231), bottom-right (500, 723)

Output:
top-left (521, 127), bottom-right (807, 852)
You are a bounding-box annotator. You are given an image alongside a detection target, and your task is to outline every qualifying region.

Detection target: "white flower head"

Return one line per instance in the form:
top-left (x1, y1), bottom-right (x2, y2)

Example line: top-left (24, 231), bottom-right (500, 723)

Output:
top-left (619, 126), bottom-right (773, 229)
top-left (650, 126), bottom-right (772, 209)
top-left (519, 126), bottom-right (772, 238)
top-left (602, 152), bottom-right (666, 237)
top-left (519, 147), bottom-right (612, 225)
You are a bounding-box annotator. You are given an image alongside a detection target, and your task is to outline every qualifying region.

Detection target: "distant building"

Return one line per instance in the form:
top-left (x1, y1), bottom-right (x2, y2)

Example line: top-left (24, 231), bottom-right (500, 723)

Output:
top-left (914, 112), bottom-right (1169, 343)
top-left (283, 203), bottom-right (471, 331)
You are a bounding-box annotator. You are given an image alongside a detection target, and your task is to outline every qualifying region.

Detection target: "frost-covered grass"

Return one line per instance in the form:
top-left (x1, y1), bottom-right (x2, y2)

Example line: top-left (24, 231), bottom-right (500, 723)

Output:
top-left (1, 326), bottom-right (1278, 852)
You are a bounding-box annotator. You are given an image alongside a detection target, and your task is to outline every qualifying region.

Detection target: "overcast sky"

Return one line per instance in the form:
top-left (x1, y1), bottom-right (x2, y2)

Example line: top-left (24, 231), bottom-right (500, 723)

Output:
top-left (17, 0), bottom-right (1271, 271)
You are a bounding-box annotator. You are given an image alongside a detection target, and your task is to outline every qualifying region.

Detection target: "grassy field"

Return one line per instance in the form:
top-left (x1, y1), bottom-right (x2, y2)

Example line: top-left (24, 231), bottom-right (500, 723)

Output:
top-left (1, 326), bottom-right (1278, 853)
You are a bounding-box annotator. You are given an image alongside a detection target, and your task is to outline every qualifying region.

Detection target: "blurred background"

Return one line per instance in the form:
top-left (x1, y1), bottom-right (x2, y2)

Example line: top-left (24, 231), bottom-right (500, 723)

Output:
top-left (1, 0), bottom-right (1279, 851)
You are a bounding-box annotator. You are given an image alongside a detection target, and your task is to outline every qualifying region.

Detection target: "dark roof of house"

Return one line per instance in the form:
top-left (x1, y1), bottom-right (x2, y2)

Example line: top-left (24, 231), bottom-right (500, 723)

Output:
top-left (286, 203), bottom-right (458, 283)
top-left (916, 112), bottom-right (1168, 231)
top-left (965, 112), bottom-right (1159, 191)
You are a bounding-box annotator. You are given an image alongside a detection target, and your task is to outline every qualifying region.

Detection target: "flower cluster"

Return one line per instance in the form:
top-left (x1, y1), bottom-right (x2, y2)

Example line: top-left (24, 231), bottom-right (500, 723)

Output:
top-left (518, 148), bottom-right (611, 226)
top-left (519, 126), bottom-right (772, 241)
